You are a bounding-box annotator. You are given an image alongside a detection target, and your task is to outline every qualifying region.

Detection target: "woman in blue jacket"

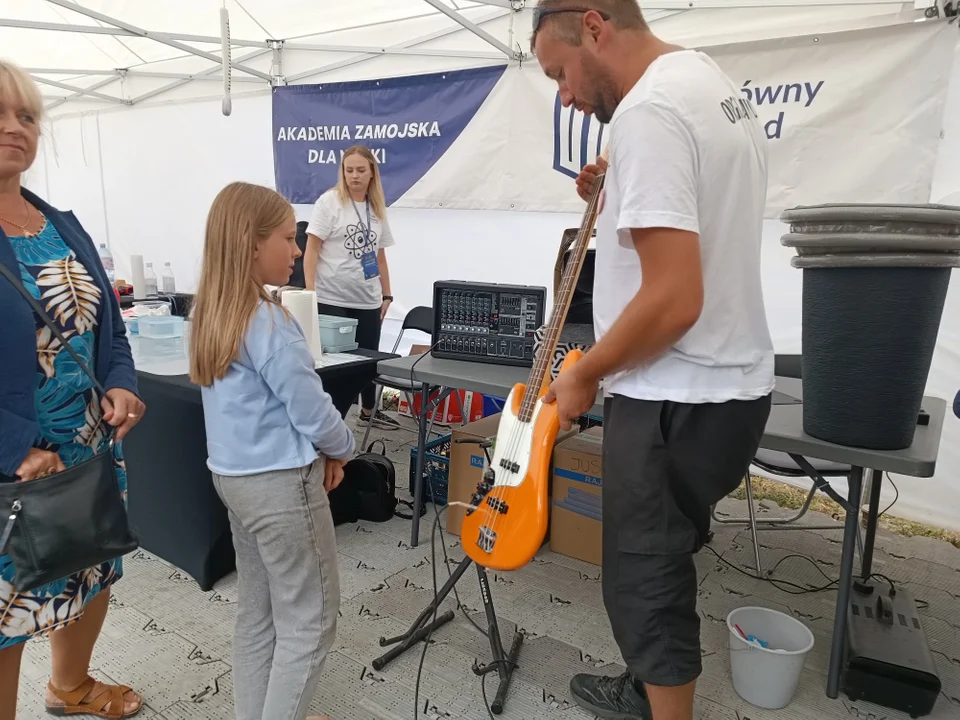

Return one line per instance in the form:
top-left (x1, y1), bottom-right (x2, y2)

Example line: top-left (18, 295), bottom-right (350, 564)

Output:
top-left (0, 62), bottom-right (145, 718)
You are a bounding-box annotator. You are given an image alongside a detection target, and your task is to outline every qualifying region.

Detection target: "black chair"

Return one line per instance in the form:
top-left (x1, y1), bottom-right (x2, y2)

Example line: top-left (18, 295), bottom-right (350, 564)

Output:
top-left (711, 353), bottom-right (859, 573)
top-left (287, 221), bottom-right (309, 289)
top-left (360, 305), bottom-right (465, 449)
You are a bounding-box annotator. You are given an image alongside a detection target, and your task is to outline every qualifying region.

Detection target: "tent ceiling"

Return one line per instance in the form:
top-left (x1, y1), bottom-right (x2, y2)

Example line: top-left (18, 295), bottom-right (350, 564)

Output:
top-left (0, 0), bottom-right (941, 115)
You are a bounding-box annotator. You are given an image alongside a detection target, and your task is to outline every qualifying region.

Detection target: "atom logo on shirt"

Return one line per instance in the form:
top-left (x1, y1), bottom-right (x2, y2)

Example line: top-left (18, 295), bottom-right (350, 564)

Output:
top-left (344, 221), bottom-right (378, 259)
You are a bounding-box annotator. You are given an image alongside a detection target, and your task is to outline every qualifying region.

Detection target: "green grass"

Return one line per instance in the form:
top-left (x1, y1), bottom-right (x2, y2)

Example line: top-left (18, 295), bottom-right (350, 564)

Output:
top-left (738, 475), bottom-right (960, 550)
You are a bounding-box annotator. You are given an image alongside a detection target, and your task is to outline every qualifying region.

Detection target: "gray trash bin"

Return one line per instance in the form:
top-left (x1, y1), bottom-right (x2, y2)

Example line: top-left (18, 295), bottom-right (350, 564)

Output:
top-left (781, 204), bottom-right (960, 450)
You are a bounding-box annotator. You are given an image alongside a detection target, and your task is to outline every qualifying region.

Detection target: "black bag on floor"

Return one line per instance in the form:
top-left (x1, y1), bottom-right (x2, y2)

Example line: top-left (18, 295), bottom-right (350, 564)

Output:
top-left (328, 476), bottom-right (360, 526)
top-left (330, 441), bottom-right (398, 525)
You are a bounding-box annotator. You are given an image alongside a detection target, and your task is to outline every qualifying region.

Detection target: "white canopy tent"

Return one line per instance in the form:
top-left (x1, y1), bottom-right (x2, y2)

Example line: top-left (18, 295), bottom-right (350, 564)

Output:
top-left (2, 1), bottom-right (959, 533)
top-left (0, 1), bottom-right (949, 115)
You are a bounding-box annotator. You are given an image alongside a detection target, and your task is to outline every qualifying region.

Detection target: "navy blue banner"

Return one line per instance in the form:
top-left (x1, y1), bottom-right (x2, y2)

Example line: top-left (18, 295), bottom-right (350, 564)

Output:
top-left (272, 66), bottom-right (506, 206)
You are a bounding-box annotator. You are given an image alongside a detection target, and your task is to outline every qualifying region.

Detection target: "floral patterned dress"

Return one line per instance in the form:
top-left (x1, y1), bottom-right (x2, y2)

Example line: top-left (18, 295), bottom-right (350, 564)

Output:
top-left (0, 217), bottom-right (126, 649)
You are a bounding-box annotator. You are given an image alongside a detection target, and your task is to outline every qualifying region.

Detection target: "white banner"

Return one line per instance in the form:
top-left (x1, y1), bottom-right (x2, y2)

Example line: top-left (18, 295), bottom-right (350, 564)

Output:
top-left (396, 20), bottom-right (957, 217)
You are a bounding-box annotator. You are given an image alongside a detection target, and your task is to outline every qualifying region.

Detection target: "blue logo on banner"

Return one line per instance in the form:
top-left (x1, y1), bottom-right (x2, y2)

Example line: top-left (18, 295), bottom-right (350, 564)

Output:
top-left (273, 66), bottom-right (506, 205)
top-left (553, 93), bottom-right (606, 179)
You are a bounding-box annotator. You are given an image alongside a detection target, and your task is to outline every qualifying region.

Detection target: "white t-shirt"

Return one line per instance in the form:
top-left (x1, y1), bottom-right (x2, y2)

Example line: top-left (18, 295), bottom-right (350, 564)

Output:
top-left (593, 50), bottom-right (775, 404)
top-left (306, 189), bottom-right (395, 310)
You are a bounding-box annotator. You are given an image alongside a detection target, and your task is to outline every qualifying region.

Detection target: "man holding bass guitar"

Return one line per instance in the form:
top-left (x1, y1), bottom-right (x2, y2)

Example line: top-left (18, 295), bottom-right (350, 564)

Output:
top-left (533, 2), bottom-right (775, 719)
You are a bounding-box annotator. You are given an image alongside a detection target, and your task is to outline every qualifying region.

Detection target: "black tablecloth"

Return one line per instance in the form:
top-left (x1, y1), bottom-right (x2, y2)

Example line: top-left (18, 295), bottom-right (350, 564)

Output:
top-left (122, 349), bottom-right (393, 590)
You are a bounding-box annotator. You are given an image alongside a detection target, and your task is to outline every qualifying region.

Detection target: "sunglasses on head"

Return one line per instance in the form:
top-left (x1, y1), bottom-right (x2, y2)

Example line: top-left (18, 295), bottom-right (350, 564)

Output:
top-left (532, 6), bottom-right (611, 35)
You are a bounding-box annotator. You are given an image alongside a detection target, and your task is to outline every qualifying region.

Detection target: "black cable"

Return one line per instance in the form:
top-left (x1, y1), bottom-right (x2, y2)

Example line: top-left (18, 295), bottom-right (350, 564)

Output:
top-left (879, 473), bottom-right (899, 519)
top-left (706, 525), bottom-right (904, 599)
top-left (767, 551), bottom-right (837, 586)
top-left (481, 674), bottom-right (494, 720)
top-left (865, 573), bottom-right (897, 596)
top-left (413, 498), bottom-right (500, 719)
top-left (409, 340), bottom-right (489, 637)
top-left (409, 341), bottom-right (495, 718)
top-left (413, 503), bottom-right (442, 719)
top-left (703, 544), bottom-right (839, 595)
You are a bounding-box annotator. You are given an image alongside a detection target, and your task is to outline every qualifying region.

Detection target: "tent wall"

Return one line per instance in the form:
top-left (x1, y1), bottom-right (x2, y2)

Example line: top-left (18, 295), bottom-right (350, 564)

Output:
top-left (19, 16), bottom-right (960, 533)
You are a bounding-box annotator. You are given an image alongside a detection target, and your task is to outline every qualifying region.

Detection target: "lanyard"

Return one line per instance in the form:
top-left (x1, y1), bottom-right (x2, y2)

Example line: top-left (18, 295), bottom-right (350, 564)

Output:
top-left (351, 199), bottom-right (372, 251)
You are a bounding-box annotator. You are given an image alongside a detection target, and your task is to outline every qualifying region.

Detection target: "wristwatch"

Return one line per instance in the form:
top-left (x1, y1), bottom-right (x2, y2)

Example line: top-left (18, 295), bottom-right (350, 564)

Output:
top-left (383, 295), bottom-right (393, 301)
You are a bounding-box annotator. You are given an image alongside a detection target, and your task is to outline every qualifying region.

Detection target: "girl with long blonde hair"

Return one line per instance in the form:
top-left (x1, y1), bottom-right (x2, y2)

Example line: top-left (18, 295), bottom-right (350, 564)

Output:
top-left (303, 145), bottom-right (398, 428)
top-left (190, 181), bottom-right (354, 720)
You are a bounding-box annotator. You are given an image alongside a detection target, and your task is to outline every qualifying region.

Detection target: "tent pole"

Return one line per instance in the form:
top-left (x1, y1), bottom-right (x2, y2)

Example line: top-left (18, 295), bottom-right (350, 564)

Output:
top-left (284, 10), bottom-right (510, 83)
top-left (421, 0), bottom-right (518, 58)
top-left (127, 49), bottom-right (272, 106)
top-left (44, 75), bottom-right (125, 112)
top-left (32, 76), bottom-right (130, 105)
top-left (271, 41), bottom-right (286, 87)
top-left (43, 0), bottom-right (272, 81)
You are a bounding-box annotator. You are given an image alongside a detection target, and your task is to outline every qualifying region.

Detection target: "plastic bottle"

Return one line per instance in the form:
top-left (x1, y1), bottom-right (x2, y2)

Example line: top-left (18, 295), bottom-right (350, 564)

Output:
top-left (161, 262), bottom-right (176, 293)
top-left (97, 243), bottom-right (115, 284)
top-left (144, 262), bottom-right (158, 296)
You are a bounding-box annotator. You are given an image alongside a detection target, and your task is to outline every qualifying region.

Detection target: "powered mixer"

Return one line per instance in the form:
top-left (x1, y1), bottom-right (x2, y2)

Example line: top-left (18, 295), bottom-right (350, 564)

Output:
top-left (431, 281), bottom-right (547, 367)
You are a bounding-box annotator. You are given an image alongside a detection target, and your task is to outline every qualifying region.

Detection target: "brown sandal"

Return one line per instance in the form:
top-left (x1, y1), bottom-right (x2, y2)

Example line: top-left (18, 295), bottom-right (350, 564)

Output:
top-left (46, 676), bottom-right (142, 718)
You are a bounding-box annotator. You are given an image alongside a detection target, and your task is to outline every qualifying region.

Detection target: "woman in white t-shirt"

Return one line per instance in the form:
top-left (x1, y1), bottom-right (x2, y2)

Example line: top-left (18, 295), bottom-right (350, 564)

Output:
top-left (304, 145), bottom-right (397, 427)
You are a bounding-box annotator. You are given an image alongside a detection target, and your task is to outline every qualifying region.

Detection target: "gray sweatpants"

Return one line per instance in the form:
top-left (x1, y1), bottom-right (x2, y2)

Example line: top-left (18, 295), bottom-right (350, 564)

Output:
top-left (212, 459), bottom-right (340, 720)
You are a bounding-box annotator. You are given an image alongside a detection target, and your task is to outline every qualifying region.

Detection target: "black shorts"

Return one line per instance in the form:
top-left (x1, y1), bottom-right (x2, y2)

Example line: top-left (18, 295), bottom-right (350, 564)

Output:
top-left (600, 392), bottom-right (771, 687)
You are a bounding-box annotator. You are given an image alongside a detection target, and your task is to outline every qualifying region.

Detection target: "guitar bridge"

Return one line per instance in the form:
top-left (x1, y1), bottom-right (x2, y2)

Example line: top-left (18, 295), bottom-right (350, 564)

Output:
top-left (476, 526), bottom-right (497, 554)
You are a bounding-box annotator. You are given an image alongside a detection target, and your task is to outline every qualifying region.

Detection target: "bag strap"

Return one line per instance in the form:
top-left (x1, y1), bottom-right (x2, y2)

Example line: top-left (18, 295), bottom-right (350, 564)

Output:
top-left (0, 260), bottom-right (116, 438)
top-left (394, 499), bottom-right (426, 520)
top-left (366, 439), bottom-right (387, 456)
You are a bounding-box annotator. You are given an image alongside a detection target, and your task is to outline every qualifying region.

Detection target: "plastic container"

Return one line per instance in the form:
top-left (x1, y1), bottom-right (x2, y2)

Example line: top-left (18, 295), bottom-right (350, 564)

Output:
top-left (138, 315), bottom-right (184, 339)
top-left (318, 314), bottom-right (358, 350)
top-left (144, 262), bottom-right (158, 296)
top-left (797, 261), bottom-right (951, 449)
top-left (323, 340), bottom-right (359, 353)
top-left (727, 606), bottom-right (814, 710)
top-left (161, 262), bottom-right (176, 293)
top-left (781, 203), bottom-right (960, 450)
top-left (133, 300), bottom-right (171, 316)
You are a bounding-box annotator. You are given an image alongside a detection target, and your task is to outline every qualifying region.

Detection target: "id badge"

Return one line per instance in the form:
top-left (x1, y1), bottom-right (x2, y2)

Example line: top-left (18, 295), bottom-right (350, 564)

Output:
top-left (361, 250), bottom-right (380, 280)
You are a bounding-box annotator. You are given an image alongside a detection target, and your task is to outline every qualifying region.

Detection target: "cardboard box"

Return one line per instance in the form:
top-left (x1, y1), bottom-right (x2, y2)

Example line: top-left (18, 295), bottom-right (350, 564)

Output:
top-left (446, 414), bottom-right (502, 535)
top-left (445, 413), bottom-right (578, 536)
top-left (550, 427), bottom-right (603, 565)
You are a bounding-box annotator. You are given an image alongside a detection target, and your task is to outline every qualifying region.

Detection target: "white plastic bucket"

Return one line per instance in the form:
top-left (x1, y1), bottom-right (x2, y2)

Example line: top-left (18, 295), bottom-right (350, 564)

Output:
top-left (727, 606), bottom-right (815, 710)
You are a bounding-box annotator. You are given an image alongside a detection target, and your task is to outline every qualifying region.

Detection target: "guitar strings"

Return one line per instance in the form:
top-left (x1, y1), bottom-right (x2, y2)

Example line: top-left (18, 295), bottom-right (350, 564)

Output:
top-left (482, 176), bottom-right (606, 548)
top-left (484, 177), bottom-right (605, 540)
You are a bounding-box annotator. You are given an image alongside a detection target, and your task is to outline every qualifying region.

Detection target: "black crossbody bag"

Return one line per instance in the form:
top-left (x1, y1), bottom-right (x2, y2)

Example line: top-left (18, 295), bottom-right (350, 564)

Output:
top-left (0, 261), bottom-right (139, 593)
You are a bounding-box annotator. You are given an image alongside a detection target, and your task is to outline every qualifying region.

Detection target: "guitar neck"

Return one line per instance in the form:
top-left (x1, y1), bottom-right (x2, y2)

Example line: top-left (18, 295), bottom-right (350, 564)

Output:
top-left (518, 174), bottom-right (606, 422)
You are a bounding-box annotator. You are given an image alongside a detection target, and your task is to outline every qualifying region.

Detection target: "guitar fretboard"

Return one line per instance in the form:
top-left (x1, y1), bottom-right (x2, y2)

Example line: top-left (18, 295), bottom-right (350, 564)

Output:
top-left (517, 175), bottom-right (606, 423)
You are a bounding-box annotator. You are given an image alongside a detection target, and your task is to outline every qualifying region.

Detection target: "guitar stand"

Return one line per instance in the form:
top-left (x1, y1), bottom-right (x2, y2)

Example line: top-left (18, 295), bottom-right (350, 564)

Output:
top-left (372, 440), bottom-right (524, 714)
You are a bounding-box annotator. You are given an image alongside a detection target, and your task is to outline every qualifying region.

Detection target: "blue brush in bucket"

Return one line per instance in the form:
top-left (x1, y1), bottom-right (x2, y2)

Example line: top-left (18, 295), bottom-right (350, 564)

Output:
top-left (727, 606), bottom-right (815, 710)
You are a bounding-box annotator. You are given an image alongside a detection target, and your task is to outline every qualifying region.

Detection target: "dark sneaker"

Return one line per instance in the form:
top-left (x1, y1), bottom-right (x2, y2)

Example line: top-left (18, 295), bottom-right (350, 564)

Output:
top-left (359, 409), bottom-right (400, 430)
top-left (569, 671), bottom-right (651, 719)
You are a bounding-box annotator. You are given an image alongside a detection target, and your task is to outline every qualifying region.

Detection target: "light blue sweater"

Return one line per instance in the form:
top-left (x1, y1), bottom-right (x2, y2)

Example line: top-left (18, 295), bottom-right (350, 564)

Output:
top-left (201, 300), bottom-right (356, 477)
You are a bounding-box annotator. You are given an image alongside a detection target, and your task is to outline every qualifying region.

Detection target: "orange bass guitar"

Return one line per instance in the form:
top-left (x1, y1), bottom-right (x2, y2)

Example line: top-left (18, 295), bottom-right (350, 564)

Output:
top-left (460, 160), bottom-right (607, 572)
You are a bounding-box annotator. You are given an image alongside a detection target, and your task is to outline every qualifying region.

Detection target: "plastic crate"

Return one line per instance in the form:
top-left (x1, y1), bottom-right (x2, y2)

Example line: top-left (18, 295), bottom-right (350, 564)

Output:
top-left (482, 395), bottom-right (505, 417)
top-left (409, 434), bottom-right (451, 505)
